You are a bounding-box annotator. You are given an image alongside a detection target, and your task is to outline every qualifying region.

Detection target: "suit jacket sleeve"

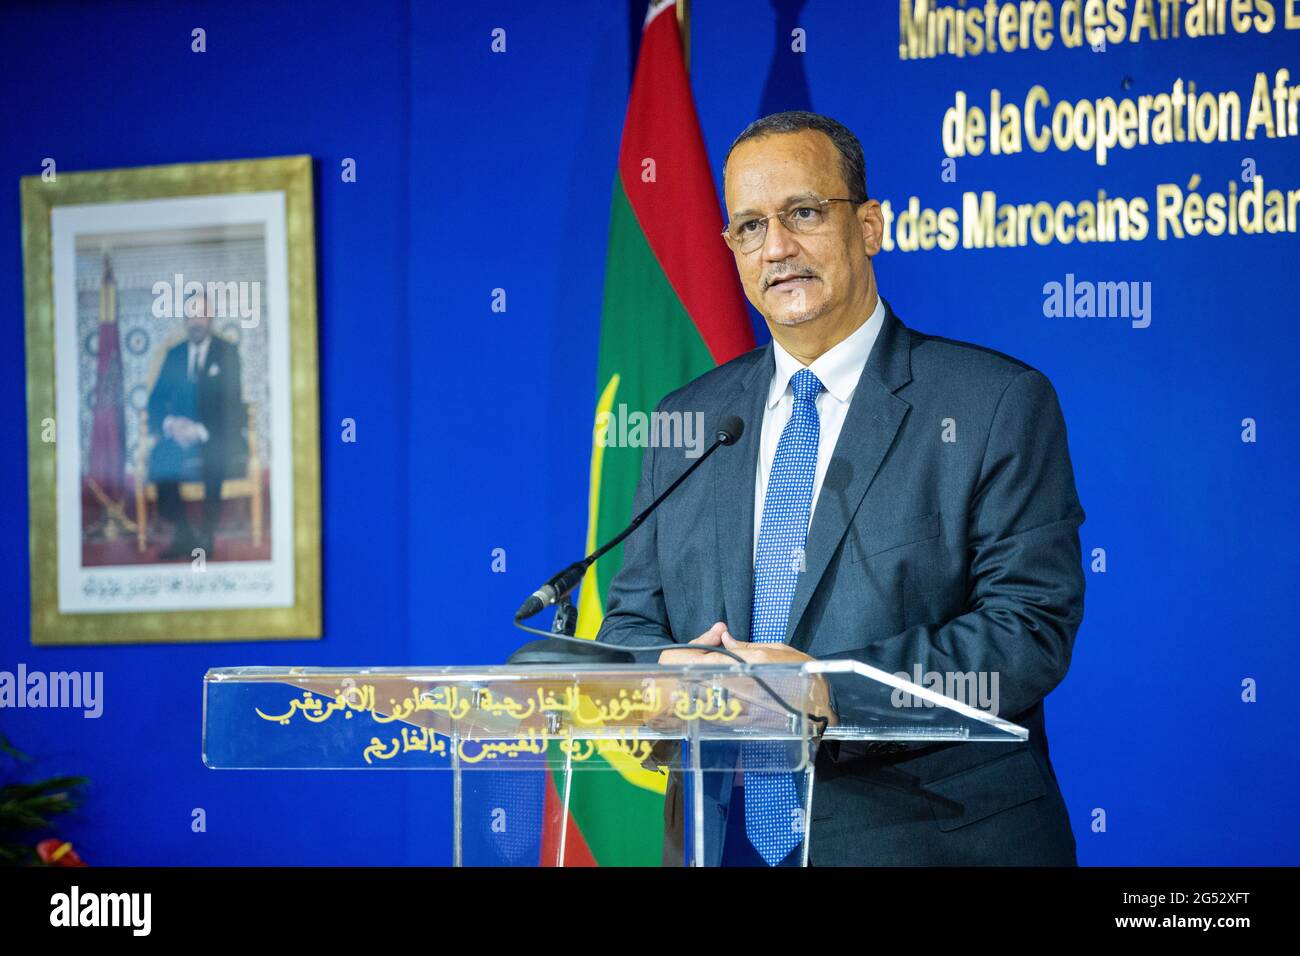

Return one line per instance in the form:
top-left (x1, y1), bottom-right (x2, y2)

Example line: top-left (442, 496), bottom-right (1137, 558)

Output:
top-left (823, 368), bottom-right (1085, 731)
top-left (147, 350), bottom-right (178, 437)
top-left (595, 399), bottom-right (677, 652)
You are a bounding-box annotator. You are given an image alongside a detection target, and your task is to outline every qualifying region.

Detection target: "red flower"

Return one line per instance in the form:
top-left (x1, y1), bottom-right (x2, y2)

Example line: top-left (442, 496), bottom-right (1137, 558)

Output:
top-left (36, 839), bottom-right (87, 866)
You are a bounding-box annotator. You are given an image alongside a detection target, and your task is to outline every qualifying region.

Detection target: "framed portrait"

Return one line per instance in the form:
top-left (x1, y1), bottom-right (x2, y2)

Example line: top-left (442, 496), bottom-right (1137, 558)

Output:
top-left (21, 155), bottom-right (322, 645)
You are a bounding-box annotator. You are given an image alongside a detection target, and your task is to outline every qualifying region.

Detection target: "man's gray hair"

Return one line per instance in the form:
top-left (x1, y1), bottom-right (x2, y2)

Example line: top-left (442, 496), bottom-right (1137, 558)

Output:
top-left (723, 110), bottom-right (868, 205)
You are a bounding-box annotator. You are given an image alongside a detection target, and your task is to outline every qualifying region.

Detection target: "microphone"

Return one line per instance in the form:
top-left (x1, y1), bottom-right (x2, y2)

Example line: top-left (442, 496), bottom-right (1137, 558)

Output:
top-left (513, 414), bottom-right (745, 625)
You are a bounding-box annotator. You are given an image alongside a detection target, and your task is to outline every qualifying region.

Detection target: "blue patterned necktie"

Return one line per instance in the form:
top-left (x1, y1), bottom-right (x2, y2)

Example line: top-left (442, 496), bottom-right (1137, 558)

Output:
top-left (744, 366), bottom-right (823, 865)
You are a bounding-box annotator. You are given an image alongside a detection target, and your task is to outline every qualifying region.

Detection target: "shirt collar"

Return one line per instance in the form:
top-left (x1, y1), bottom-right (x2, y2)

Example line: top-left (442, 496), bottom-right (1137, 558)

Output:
top-left (767, 294), bottom-right (886, 408)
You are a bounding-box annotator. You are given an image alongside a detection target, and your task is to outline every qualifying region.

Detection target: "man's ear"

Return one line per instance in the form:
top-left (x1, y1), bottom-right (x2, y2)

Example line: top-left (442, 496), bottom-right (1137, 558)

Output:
top-left (858, 200), bottom-right (884, 256)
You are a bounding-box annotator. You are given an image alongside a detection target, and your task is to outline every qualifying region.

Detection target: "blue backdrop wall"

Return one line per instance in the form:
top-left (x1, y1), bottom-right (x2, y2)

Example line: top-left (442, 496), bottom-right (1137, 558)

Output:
top-left (1, 0), bottom-right (1296, 865)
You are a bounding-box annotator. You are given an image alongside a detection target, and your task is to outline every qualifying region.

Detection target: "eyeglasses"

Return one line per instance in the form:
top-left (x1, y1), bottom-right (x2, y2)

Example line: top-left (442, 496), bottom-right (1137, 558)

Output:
top-left (721, 197), bottom-right (858, 253)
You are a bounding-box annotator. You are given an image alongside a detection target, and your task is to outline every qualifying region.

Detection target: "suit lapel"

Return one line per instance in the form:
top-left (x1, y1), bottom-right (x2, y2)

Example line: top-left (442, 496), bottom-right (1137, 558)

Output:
top-left (787, 301), bottom-right (914, 650)
top-left (714, 345), bottom-right (773, 642)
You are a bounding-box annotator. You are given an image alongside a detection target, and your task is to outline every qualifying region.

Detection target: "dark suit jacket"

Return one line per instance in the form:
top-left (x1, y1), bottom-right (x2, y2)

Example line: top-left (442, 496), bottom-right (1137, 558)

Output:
top-left (147, 335), bottom-right (245, 482)
top-left (596, 298), bottom-right (1085, 866)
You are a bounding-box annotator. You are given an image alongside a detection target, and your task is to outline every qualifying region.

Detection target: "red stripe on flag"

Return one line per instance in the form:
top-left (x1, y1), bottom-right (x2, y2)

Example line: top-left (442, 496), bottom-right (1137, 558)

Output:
top-left (618, 5), bottom-right (755, 365)
top-left (539, 768), bottom-right (598, 867)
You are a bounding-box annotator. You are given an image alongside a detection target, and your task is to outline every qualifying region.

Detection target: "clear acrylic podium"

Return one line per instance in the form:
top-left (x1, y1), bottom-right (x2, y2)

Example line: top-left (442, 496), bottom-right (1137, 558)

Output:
top-left (203, 659), bottom-right (1027, 866)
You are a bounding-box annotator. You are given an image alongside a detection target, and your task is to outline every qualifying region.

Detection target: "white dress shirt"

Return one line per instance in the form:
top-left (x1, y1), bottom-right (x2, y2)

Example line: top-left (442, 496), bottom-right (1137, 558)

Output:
top-left (753, 295), bottom-right (885, 562)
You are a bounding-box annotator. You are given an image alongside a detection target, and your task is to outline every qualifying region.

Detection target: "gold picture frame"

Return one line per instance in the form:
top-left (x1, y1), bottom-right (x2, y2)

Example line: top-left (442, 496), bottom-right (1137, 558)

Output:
top-left (21, 155), bottom-right (322, 644)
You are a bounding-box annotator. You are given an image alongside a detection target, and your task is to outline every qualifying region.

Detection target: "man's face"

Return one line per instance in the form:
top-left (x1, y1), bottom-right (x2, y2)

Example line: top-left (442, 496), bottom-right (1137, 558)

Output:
top-left (184, 294), bottom-right (214, 344)
top-left (723, 130), bottom-right (881, 328)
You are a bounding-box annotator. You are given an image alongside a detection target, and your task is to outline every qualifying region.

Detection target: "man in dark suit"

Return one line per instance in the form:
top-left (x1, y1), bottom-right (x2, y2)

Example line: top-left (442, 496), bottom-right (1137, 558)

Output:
top-left (596, 111), bottom-right (1085, 866)
top-left (147, 288), bottom-right (245, 560)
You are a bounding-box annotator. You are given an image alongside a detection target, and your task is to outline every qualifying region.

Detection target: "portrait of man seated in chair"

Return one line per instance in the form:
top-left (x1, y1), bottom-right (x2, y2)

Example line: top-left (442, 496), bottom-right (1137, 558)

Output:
top-left (145, 288), bottom-right (247, 560)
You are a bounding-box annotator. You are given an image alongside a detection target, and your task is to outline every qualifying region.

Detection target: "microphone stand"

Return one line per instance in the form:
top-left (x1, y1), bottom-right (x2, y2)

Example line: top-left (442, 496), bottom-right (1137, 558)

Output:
top-left (508, 417), bottom-right (744, 665)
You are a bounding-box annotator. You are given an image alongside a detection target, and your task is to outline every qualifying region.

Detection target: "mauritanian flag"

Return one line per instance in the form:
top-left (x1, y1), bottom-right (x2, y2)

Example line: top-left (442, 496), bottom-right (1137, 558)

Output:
top-left (538, 0), bottom-right (755, 866)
